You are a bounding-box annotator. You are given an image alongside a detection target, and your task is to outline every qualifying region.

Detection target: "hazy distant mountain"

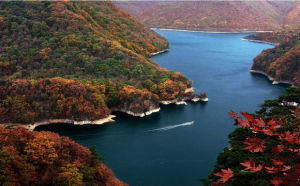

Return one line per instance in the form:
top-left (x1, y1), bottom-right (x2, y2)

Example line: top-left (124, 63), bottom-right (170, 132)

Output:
top-left (114, 1), bottom-right (300, 31)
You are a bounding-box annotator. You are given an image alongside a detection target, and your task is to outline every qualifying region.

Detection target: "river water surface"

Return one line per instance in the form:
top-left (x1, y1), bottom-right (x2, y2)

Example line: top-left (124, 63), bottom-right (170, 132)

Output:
top-left (37, 30), bottom-right (288, 186)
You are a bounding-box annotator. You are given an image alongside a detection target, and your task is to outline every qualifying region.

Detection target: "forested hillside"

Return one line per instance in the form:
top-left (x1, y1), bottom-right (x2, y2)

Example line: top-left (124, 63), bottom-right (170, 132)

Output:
top-left (0, 126), bottom-right (127, 185)
top-left (0, 1), bottom-right (195, 124)
top-left (0, 1), bottom-right (168, 80)
top-left (245, 29), bottom-right (300, 44)
top-left (115, 1), bottom-right (300, 31)
top-left (250, 30), bottom-right (300, 86)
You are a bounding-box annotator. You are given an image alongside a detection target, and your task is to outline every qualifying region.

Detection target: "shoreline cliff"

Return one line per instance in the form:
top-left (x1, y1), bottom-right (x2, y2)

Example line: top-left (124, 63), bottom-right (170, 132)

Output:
top-left (150, 49), bottom-right (169, 56)
top-left (249, 70), bottom-right (294, 86)
top-left (1, 86), bottom-right (205, 130)
top-left (2, 115), bottom-right (116, 131)
top-left (247, 30), bottom-right (299, 87)
top-left (241, 38), bottom-right (278, 46)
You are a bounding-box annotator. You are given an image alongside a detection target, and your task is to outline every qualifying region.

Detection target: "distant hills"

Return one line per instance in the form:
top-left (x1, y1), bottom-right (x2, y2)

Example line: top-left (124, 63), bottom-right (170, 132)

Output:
top-left (115, 1), bottom-right (300, 86)
top-left (114, 1), bottom-right (300, 31)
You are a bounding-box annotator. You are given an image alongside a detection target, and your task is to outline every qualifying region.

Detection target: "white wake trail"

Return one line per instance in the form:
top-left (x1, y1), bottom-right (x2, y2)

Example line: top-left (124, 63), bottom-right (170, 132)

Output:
top-left (147, 121), bottom-right (194, 132)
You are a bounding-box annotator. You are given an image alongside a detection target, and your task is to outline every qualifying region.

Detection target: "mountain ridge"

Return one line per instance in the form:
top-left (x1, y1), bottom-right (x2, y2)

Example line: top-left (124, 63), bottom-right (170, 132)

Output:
top-left (114, 1), bottom-right (300, 31)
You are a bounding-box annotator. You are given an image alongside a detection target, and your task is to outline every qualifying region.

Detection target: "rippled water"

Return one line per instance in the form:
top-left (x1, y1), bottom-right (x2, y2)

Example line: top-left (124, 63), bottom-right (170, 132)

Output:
top-left (37, 30), bottom-right (288, 186)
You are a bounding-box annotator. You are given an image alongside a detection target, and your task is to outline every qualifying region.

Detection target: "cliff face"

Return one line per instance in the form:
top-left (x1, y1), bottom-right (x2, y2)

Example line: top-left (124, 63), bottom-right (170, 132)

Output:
top-left (116, 85), bottom-right (160, 117)
top-left (0, 126), bottom-right (128, 185)
top-left (115, 1), bottom-right (300, 31)
top-left (250, 30), bottom-right (300, 86)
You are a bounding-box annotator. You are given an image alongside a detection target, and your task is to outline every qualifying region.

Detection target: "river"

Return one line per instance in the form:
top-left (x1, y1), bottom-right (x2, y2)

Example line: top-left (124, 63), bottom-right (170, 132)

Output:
top-left (36, 30), bottom-right (288, 186)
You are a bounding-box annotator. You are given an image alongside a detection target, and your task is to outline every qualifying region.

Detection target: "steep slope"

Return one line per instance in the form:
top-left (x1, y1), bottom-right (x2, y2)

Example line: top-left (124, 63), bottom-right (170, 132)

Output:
top-left (250, 30), bottom-right (300, 86)
top-left (115, 1), bottom-right (299, 31)
top-left (0, 1), bottom-right (169, 80)
top-left (113, 1), bottom-right (156, 17)
top-left (0, 126), bottom-right (127, 185)
top-left (284, 1), bottom-right (300, 27)
top-left (0, 1), bottom-right (197, 125)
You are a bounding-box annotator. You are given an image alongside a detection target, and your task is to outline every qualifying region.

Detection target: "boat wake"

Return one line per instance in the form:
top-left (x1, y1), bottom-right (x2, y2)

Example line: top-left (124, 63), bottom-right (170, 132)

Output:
top-left (147, 121), bottom-right (194, 132)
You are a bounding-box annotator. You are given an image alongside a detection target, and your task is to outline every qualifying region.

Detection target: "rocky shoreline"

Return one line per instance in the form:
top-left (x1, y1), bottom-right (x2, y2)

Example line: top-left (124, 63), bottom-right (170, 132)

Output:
top-left (2, 87), bottom-right (207, 129)
top-left (150, 49), bottom-right (169, 56)
top-left (241, 38), bottom-right (278, 46)
top-left (152, 27), bottom-right (274, 34)
top-left (113, 107), bottom-right (161, 117)
top-left (2, 115), bottom-right (116, 130)
top-left (160, 87), bottom-right (207, 105)
top-left (250, 70), bottom-right (294, 86)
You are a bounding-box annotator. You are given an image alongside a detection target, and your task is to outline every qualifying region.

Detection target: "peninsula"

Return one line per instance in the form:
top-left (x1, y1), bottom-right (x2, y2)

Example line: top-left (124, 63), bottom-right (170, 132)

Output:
top-left (0, 1), bottom-right (200, 129)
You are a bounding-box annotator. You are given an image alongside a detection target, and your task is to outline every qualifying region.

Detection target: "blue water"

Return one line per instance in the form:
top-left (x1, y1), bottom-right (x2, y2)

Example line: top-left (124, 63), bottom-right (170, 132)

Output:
top-left (36, 30), bottom-right (288, 186)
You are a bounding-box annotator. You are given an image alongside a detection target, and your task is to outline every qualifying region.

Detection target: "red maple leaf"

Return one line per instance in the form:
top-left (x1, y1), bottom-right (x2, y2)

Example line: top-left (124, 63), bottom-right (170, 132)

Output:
top-left (238, 119), bottom-right (250, 128)
top-left (281, 165), bottom-right (291, 172)
top-left (262, 128), bottom-right (274, 136)
top-left (254, 118), bottom-right (265, 128)
top-left (271, 159), bottom-right (285, 166)
top-left (270, 177), bottom-right (283, 186)
top-left (214, 168), bottom-right (234, 183)
top-left (240, 112), bottom-right (254, 121)
top-left (288, 148), bottom-right (300, 154)
top-left (243, 137), bottom-right (265, 153)
top-left (251, 126), bottom-right (262, 133)
top-left (268, 120), bottom-right (281, 131)
top-left (228, 110), bottom-right (241, 119)
top-left (265, 166), bottom-right (278, 174)
top-left (240, 159), bottom-right (263, 173)
top-left (279, 131), bottom-right (296, 144)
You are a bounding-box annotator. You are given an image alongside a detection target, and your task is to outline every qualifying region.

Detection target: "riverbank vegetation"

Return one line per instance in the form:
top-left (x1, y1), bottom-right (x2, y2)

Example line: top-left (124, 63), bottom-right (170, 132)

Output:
top-left (203, 87), bottom-right (300, 185)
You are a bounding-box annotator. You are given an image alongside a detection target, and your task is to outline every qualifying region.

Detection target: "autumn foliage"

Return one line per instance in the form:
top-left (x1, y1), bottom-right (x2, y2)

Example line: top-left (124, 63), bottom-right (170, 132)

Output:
top-left (0, 1), bottom-right (193, 123)
top-left (118, 85), bottom-right (159, 113)
top-left (0, 126), bottom-right (127, 186)
top-left (157, 79), bottom-right (187, 100)
top-left (0, 76), bottom-right (193, 124)
top-left (204, 87), bottom-right (300, 185)
top-left (116, 1), bottom-right (300, 31)
top-left (0, 78), bottom-right (109, 124)
top-left (210, 110), bottom-right (300, 185)
top-left (251, 29), bottom-right (300, 86)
